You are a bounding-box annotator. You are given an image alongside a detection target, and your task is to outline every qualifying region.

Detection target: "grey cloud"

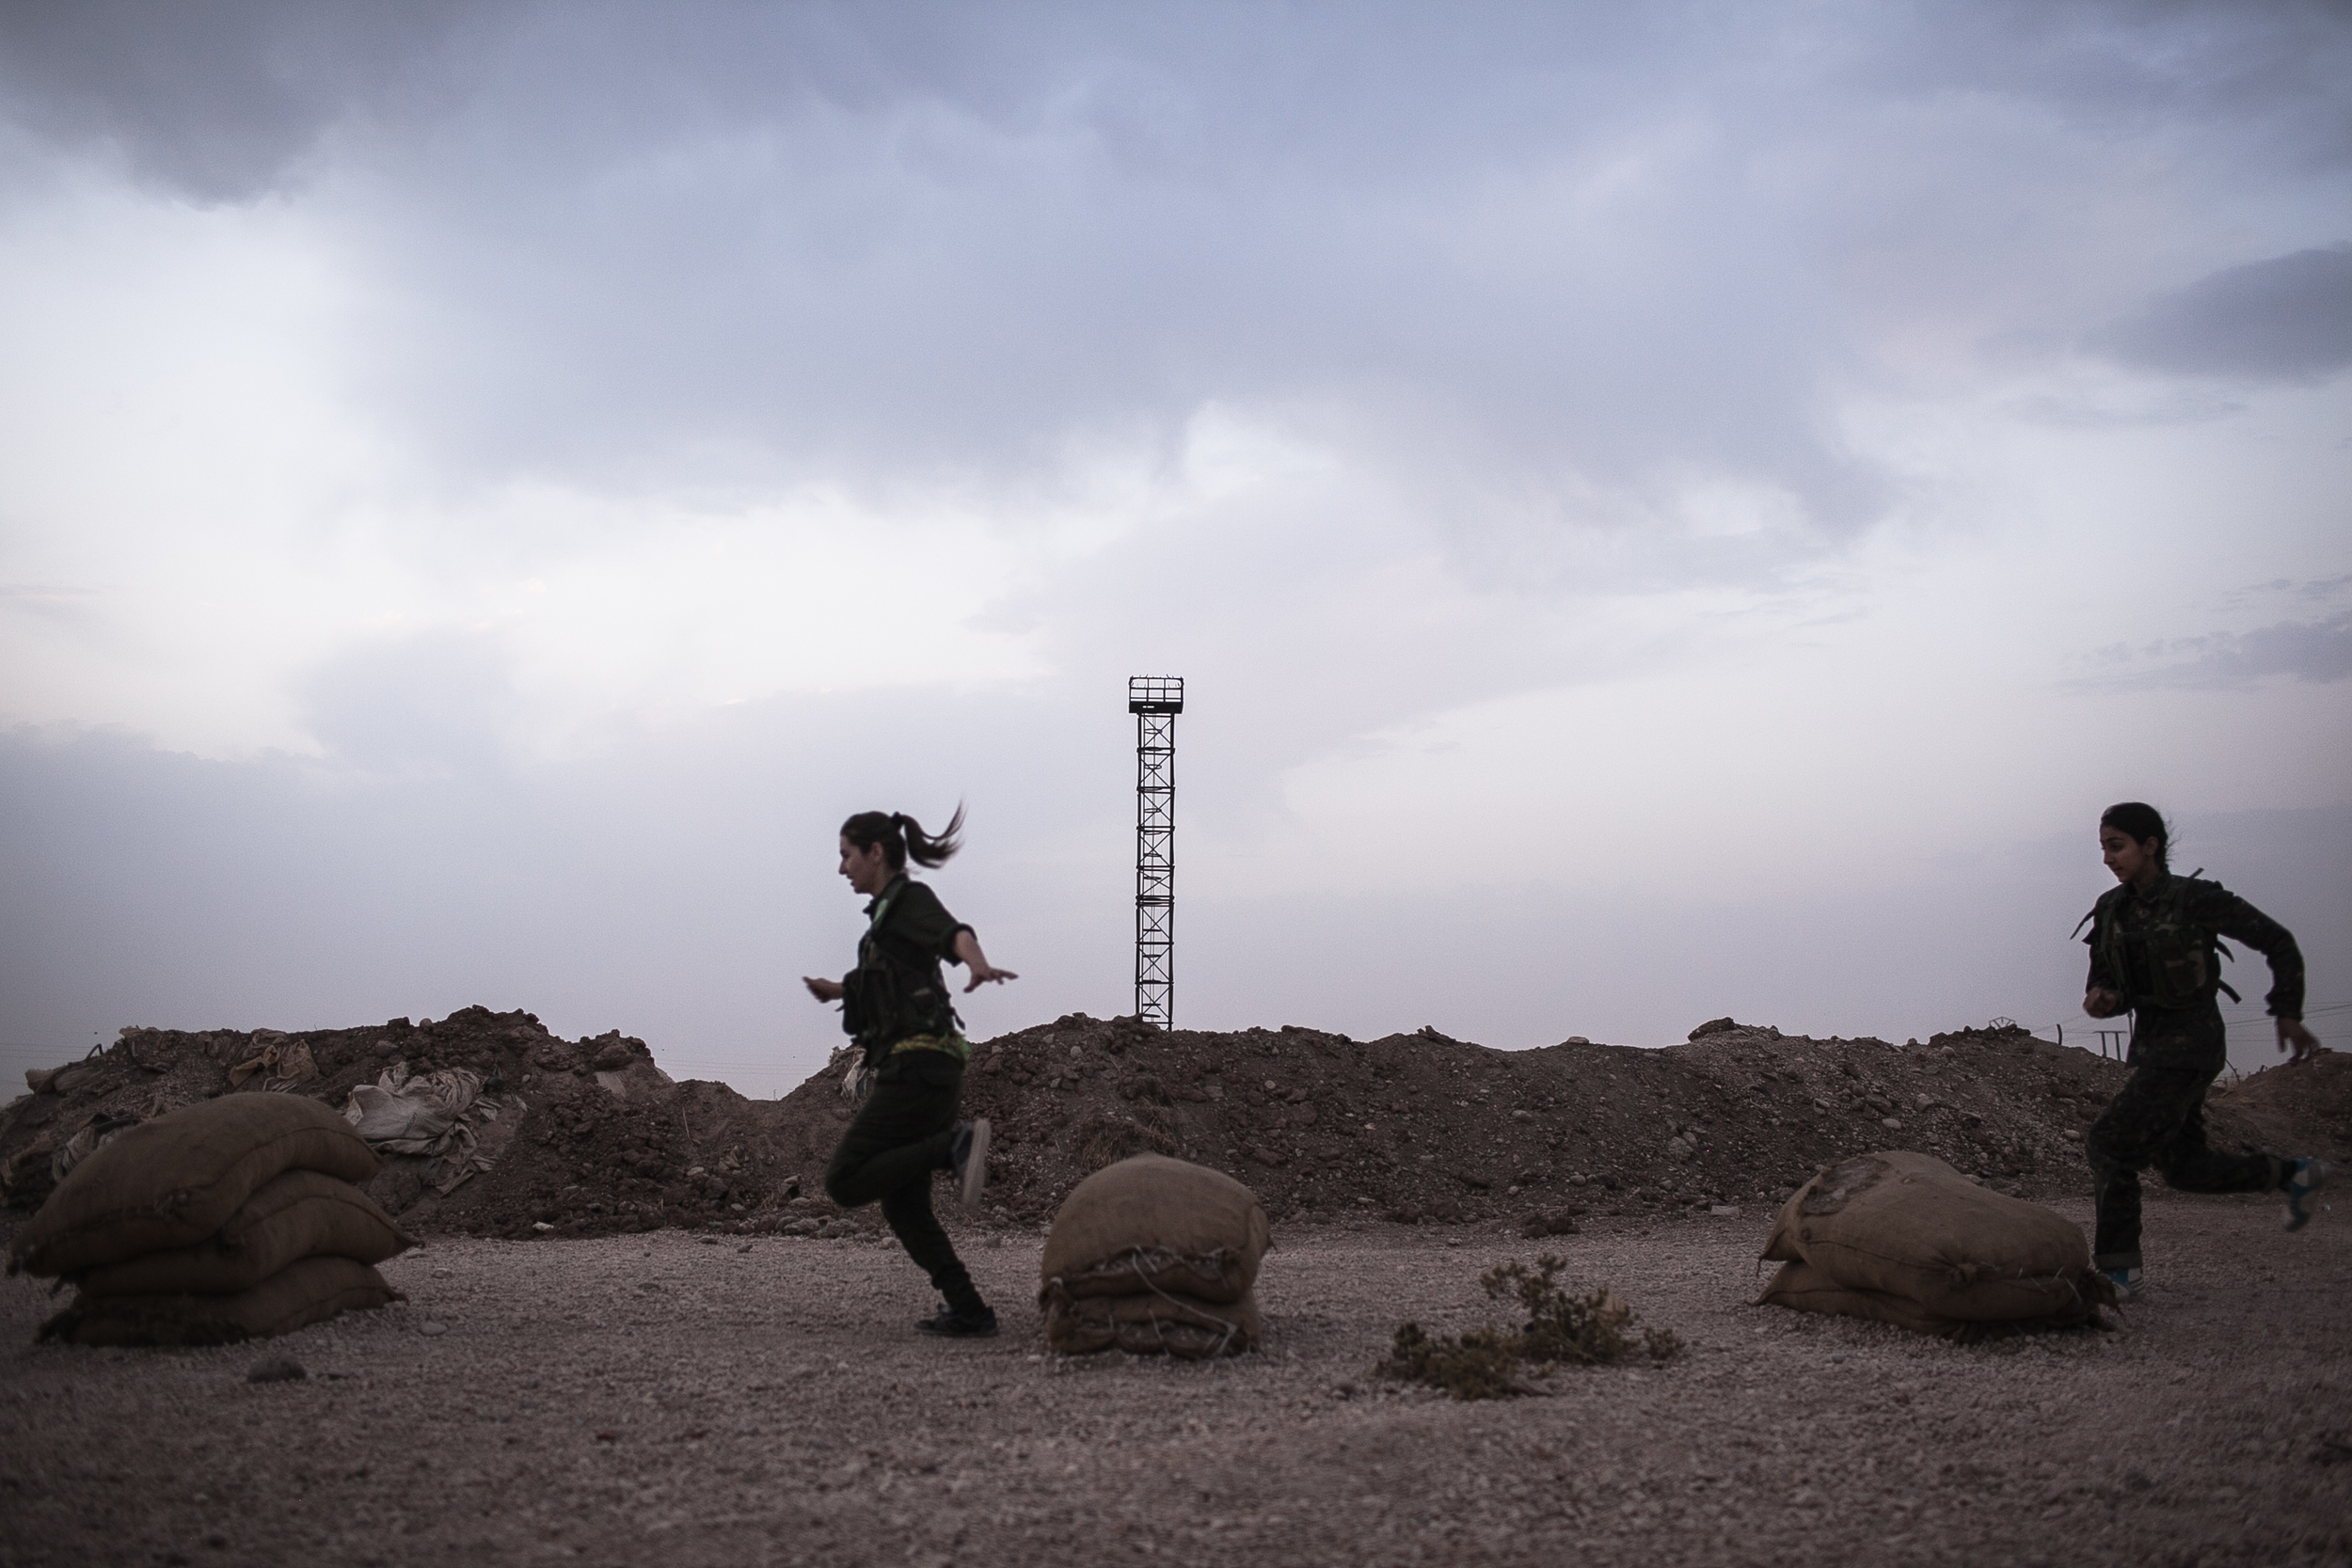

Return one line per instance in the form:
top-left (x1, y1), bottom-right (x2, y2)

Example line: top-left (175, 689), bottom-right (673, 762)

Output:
top-left (5, 1), bottom-right (2347, 578)
top-left (0, 0), bottom-right (472, 201)
top-left (1999, 389), bottom-right (2247, 428)
top-left (2090, 611), bottom-right (2352, 689)
top-left (2090, 245), bottom-right (2352, 381)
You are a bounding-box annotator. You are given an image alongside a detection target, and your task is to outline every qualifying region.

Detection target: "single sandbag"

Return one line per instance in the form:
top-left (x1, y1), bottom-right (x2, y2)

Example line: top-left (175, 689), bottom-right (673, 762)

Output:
top-left (1756, 1259), bottom-right (1968, 1336)
top-left (8, 1095), bottom-right (377, 1278)
top-left (1761, 1150), bottom-right (2103, 1323)
top-left (37, 1256), bottom-right (404, 1348)
top-left (1043, 1288), bottom-right (1261, 1359)
top-left (70, 1171), bottom-right (416, 1297)
top-left (1756, 1259), bottom-right (2105, 1339)
top-left (1040, 1154), bottom-right (1270, 1306)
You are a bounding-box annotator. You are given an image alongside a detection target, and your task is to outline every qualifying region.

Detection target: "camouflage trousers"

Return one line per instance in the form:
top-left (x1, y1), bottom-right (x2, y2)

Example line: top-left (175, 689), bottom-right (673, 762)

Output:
top-left (2087, 1023), bottom-right (2286, 1270)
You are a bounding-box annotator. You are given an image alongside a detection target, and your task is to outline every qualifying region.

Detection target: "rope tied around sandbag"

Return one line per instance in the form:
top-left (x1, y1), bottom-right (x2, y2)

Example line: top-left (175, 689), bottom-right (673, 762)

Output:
top-left (1120, 1250), bottom-right (1245, 1356)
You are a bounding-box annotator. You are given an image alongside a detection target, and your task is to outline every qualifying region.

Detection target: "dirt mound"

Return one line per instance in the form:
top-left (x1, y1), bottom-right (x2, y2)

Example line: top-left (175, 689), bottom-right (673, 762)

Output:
top-left (2205, 1050), bottom-right (2352, 1166)
top-left (951, 1017), bottom-right (2135, 1227)
top-left (4, 1007), bottom-right (2338, 1244)
top-left (0, 1008), bottom-right (791, 1242)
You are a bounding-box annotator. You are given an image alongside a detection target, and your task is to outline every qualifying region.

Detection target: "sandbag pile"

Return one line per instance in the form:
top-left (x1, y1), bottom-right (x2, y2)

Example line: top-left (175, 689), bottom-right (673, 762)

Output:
top-left (1039, 1153), bottom-right (1269, 1358)
top-left (1756, 1149), bottom-right (2114, 1338)
top-left (9, 1094), bottom-right (411, 1347)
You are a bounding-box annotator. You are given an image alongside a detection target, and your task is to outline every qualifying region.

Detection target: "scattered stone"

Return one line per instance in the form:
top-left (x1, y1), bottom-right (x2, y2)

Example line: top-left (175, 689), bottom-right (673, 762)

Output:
top-left (245, 1357), bottom-right (306, 1384)
top-left (1519, 1209), bottom-right (1583, 1239)
top-left (419, 1322), bottom-right (448, 1337)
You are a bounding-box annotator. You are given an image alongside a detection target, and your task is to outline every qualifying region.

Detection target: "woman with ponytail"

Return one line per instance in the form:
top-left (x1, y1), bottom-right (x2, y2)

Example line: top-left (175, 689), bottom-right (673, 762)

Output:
top-left (803, 804), bottom-right (1016, 1337)
top-left (2078, 801), bottom-right (2325, 1298)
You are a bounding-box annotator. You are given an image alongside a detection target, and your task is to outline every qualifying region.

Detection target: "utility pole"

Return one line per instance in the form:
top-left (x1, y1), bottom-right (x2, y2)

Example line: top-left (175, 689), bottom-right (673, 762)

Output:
top-left (1129, 676), bottom-right (1183, 1026)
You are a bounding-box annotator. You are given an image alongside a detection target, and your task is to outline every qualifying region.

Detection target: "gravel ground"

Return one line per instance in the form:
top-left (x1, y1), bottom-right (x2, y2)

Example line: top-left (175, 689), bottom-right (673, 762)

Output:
top-left (3, 1192), bottom-right (2346, 1568)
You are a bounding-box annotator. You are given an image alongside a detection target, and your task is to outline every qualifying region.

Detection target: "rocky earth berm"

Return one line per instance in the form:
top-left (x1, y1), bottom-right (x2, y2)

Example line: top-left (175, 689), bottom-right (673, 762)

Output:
top-left (6, 1008), bottom-right (2344, 1243)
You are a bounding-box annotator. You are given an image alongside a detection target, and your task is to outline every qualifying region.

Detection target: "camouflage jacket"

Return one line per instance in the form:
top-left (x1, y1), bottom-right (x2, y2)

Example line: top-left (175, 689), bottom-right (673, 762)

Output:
top-left (2082, 872), bottom-right (2305, 1021)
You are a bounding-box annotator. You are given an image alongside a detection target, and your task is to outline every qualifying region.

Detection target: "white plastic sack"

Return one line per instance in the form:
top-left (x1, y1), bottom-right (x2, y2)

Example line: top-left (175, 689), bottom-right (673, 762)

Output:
top-left (341, 1063), bottom-right (523, 1196)
top-left (342, 1064), bottom-right (480, 1154)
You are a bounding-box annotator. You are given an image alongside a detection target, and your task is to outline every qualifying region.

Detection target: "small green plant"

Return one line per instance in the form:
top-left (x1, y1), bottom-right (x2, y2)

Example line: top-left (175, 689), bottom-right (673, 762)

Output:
top-left (1380, 1255), bottom-right (1682, 1400)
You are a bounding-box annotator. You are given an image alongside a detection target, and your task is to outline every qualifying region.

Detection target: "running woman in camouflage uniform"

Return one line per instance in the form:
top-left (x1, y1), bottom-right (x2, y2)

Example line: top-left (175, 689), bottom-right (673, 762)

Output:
top-left (2079, 801), bottom-right (2327, 1297)
top-left (803, 807), bottom-right (1014, 1337)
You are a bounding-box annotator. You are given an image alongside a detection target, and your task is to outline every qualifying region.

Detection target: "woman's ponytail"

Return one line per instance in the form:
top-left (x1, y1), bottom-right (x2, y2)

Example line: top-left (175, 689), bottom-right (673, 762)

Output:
top-left (899, 804), bottom-right (964, 868)
top-left (841, 803), bottom-right (965, 870)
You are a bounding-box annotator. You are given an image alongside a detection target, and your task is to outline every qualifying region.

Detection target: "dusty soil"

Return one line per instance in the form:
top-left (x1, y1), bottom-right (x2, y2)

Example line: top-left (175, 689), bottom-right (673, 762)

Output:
top-left (7, 1008), bottom-right (2344, 1245)
top-left (2, 1193), bottom-right (2345, 1568)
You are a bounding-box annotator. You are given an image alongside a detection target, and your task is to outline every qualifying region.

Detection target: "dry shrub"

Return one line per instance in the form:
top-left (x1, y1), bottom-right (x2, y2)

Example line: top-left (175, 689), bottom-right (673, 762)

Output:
top-left (1381, 1255), bottom-right (1682, 1400)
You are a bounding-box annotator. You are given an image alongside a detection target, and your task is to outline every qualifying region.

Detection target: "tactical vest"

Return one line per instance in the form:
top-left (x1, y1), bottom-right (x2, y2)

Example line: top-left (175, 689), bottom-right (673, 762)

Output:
top-left (841, 883), bottom-right (961, 1059)
top-left (2082, 874), bottom-right (2241, 1011)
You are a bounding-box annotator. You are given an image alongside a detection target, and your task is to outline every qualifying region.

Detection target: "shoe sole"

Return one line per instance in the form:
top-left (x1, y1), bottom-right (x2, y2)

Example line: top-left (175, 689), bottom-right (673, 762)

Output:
top-left (959, 1118), bottom-right (992, 1211)
top-left (916, 1318), bottom-right (999, 1338)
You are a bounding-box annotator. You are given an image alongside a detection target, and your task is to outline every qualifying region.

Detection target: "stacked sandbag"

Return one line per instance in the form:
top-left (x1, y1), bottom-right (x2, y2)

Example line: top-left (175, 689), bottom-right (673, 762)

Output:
top-left (1039, 1154), bottom-right (1268, 1358)
top-left (1756, 1149), bottom-right (2114, 1338)
top-left (9, 1094), bottom-right (411, 1347)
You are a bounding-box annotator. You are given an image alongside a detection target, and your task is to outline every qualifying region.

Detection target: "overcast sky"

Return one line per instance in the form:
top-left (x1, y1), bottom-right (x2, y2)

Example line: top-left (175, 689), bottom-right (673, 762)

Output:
top-left (3, 1), bottom-right (2347, 1096)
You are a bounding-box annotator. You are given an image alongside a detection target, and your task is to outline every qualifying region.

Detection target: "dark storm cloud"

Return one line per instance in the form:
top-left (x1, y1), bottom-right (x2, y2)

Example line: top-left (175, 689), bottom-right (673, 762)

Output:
top-left (2091, 245), bottom-right (2352, 382)
top-left (0, 0), bottom-right (472, 201)
top-left (8, 0), bottom-right (2346, 554)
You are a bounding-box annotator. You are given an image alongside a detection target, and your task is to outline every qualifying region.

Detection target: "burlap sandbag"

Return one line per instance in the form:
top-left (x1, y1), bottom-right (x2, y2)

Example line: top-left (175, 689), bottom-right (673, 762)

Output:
top-left (1762, 1150), bottom-right (2104, 1323)
top-left (1756, 1259), bottom-right (2104, 1339)
top-left (70, 1171), bottom-right (416, 1297)
top-left (1040, 1154), bottom-right (1270, 1306)
top-left (1043, 1288), bottom-right (1261, 1359)
top-left (38, 1256), bottom-right (404, 1348)
top-left (9, 1095), bottom-right (377, 1278)
top-left (1756, 1259), bottom-right (1970, 1336)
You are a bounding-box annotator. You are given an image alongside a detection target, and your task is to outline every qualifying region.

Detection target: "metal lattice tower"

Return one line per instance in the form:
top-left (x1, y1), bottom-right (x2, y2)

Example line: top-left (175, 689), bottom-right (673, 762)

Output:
top-left (1129, 676), bottom-right (1184, 1026)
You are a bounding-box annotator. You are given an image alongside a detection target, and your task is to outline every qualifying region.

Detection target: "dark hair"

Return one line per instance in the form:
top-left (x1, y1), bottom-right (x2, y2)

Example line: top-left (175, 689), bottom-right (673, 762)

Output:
top-left (840, 804), bottom-right (964, 871)
top-left (2100, 801), bottom-right (2170, 869)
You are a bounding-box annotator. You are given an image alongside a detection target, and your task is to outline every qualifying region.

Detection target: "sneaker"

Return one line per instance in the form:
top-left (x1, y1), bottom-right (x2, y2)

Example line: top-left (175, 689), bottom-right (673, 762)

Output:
top-left (2103, 1267), bottom-right (2142, 1301)
top-left (915, 1303), bottom-right (998, 1338)
top-left (2284, 1158), bottom-right (2328, 1232)
top-left (950, 1118), bottom-right (992, 1210)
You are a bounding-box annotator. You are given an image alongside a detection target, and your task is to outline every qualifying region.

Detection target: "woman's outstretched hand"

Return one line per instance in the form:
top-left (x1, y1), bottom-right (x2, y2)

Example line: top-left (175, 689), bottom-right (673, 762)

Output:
top-left (803, 976), bottom-right (844, 1004)
top-left (954, 930), bottom-right (1018, 991)
top-left (963, 962), bottom-right (1019, 991)
top-left (2278, 1017), bottom-right (2322, 1064)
